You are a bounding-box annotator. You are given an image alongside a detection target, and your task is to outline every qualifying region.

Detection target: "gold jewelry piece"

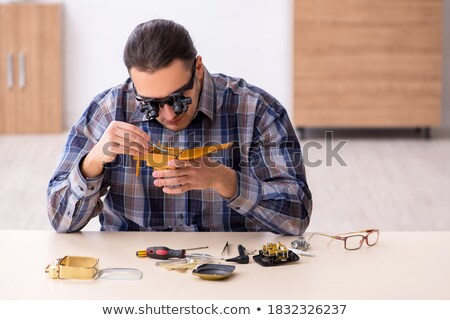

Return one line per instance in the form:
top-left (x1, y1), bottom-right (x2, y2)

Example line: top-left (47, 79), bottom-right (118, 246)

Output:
top-left (133, 142), bottom-right (233, 175)
top-left (45, 256), bottom-right (99, 280)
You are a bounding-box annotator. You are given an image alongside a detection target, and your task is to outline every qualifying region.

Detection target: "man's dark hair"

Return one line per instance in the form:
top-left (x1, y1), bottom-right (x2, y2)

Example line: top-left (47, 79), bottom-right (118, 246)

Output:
top-left (124, 19), bottom-right (197, 72)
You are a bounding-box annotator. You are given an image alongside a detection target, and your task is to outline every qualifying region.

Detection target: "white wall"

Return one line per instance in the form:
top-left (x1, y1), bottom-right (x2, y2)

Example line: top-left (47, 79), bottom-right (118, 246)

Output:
top-left (35, 0), bottom-right (292, 127)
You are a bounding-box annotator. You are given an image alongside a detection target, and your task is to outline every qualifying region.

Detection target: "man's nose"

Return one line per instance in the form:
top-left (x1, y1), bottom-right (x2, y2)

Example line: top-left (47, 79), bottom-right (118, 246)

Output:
top-left (159, 104), bottom-right (178, 121)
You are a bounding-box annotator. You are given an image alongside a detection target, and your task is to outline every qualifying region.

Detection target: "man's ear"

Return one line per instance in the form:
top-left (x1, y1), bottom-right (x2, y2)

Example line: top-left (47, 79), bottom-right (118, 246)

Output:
top-left (196, 55), bottom-right (204, 80)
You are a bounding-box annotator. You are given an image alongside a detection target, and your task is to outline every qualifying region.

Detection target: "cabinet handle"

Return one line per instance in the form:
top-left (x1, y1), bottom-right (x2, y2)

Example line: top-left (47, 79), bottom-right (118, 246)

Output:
top-left (7, 53), bottom-right (13, 89)
top-left (19, 52), bottom-right (26, 89)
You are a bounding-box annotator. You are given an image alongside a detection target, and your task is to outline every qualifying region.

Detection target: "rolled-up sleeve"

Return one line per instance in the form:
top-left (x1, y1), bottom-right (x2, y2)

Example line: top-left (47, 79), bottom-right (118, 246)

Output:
top-left (47, 99), bottom-right (111, 233)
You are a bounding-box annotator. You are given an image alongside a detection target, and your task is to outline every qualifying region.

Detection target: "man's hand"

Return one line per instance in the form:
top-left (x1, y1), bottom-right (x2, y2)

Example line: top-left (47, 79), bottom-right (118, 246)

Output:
top-left (81, 121), bottom-right (150, 178)
top-left (152, 157), bottom-right (237, 198)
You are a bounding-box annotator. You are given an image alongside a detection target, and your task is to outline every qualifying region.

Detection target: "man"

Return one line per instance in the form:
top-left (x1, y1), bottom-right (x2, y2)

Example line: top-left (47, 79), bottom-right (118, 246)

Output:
top-left (48, 19), bottom-right (312, 234)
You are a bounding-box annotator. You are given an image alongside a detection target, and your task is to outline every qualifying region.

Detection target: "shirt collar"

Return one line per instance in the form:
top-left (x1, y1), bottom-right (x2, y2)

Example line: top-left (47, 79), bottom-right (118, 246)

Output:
top-left (128, 67), bottom-right (217, 124)
top-left (195, 67), bottom-right (216, 122)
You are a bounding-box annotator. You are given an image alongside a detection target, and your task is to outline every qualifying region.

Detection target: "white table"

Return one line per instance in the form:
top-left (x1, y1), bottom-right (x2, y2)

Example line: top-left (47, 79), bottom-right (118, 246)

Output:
top-left (0, 231), bottom-right (448, 299)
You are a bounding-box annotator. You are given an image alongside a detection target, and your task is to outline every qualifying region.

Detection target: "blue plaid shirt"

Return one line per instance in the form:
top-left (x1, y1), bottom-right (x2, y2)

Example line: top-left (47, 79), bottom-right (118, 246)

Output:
top-left (48, 68), bottom-right (312, 234)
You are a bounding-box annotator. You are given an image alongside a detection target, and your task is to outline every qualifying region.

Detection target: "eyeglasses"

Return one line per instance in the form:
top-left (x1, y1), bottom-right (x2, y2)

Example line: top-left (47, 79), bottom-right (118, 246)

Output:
top-left (133, 59), bottom-right (196, 119)
top-left (308, 229), bottom-right (379, 250)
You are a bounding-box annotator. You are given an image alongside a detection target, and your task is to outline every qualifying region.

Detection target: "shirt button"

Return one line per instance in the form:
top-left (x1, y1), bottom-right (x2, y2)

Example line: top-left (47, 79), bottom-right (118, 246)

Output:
top-left (79, 186), bottom-right (84, 191)
top-left (178, 214), bottom-right (184, 220)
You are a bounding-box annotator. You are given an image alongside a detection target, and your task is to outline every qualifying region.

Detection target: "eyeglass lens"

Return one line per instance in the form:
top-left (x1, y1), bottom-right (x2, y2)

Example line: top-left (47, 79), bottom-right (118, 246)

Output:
top-left (345, 235), bottom-right (365, 250)
top-left (366, 230), bottom-right (379, 246)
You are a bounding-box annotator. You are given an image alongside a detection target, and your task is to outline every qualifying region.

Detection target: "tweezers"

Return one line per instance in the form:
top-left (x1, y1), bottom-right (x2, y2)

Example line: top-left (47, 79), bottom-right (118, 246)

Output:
top-left (148, 140), bottom-right (178, 156)
top-left (221, 241), bottom-right (229, 256)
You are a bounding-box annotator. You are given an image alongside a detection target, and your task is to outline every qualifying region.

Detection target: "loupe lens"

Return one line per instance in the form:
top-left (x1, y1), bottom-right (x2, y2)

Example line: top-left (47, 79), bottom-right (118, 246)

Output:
top-left (173, 104), bottom-right (183, 114)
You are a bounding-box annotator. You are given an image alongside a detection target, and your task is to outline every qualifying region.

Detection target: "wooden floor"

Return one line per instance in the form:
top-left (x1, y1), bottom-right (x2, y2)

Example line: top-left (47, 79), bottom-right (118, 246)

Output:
top-left (1, 130), bottom-right (449, 232)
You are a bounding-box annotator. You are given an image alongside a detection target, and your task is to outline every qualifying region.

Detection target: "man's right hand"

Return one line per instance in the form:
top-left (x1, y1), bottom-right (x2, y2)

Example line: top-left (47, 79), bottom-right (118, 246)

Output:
top-left (81, 121), bottom-right (150, 178)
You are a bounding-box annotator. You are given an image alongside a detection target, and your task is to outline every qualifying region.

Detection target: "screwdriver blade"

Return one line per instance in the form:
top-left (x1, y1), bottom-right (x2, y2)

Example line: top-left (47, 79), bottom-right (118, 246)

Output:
top-left (185, 246), bottom-right (208, 251)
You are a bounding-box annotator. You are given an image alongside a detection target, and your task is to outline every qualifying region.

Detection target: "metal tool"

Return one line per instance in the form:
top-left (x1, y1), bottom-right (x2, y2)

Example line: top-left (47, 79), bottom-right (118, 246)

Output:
top-left (291, 237), bottom-right (311, 251)
top-left (155, 256), bottom-right (219, 271)
top-left (136, 246), bottom-right (208, 259)
top-left (289, 248), bottom-right (315, 257)
top-left (226, 244), bottom-right (249, 264)
top-left (161, 261), bottom-right (198, 271)
top-left (186, 253), bottom-right (224, 261)
top-left (156, 258), bottom-right (189, 266)
top-left (148, 141), bottom-right (179, 156)
top-left (156, 258), bottom-right (199, 271)
top-left (184, 246), bottom-right (209, 251)
top-left (154, 253), bottom-right (223, 264)
top-left (221, 241), bottom-right (229, 256)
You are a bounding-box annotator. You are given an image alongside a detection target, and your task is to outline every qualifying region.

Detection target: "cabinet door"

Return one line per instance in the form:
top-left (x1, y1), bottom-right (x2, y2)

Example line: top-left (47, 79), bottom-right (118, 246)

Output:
top-left (294, 0), bottom-right (442, 128)
top-left (0, 5), bottom-right (19, 133)
top-left (16, 4), bottom-right (62, 133)
top-left (0, 4), bottom-right (61, 134)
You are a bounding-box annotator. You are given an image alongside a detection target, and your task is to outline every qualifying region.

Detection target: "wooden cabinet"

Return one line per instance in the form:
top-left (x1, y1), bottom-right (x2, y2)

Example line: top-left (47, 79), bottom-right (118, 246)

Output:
top-left (294, 0), bottom-right (442, 129)
top-left (0, 3), bottom-right (62, 133)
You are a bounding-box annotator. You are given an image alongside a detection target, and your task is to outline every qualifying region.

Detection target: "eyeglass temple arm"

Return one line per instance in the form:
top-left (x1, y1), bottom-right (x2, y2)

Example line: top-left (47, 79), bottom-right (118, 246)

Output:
top-left (335, 229), bottom-right (379, 236)
top-left (308, 232), bottom-right (339, 244)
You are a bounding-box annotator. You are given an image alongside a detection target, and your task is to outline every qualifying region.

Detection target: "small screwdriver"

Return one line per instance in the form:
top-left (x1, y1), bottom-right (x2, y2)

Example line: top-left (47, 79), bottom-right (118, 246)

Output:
top-left (136, 246), bottom-right (208, 260)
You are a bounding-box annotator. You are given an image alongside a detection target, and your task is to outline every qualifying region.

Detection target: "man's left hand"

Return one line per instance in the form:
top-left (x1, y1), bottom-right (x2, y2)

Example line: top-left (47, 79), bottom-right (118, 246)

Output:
top-left (152, 157), bottom-right (237, 198)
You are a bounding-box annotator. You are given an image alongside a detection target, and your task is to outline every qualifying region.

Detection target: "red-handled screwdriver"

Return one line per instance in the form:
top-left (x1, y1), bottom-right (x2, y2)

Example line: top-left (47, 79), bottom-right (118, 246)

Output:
top-left (136, 246), bottom-right (208, 260)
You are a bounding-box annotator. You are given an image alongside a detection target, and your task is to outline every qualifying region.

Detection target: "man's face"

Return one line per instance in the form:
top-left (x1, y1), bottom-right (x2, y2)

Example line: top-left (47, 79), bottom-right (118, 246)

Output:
top-left (130, 58), bottom-right (203, 132)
